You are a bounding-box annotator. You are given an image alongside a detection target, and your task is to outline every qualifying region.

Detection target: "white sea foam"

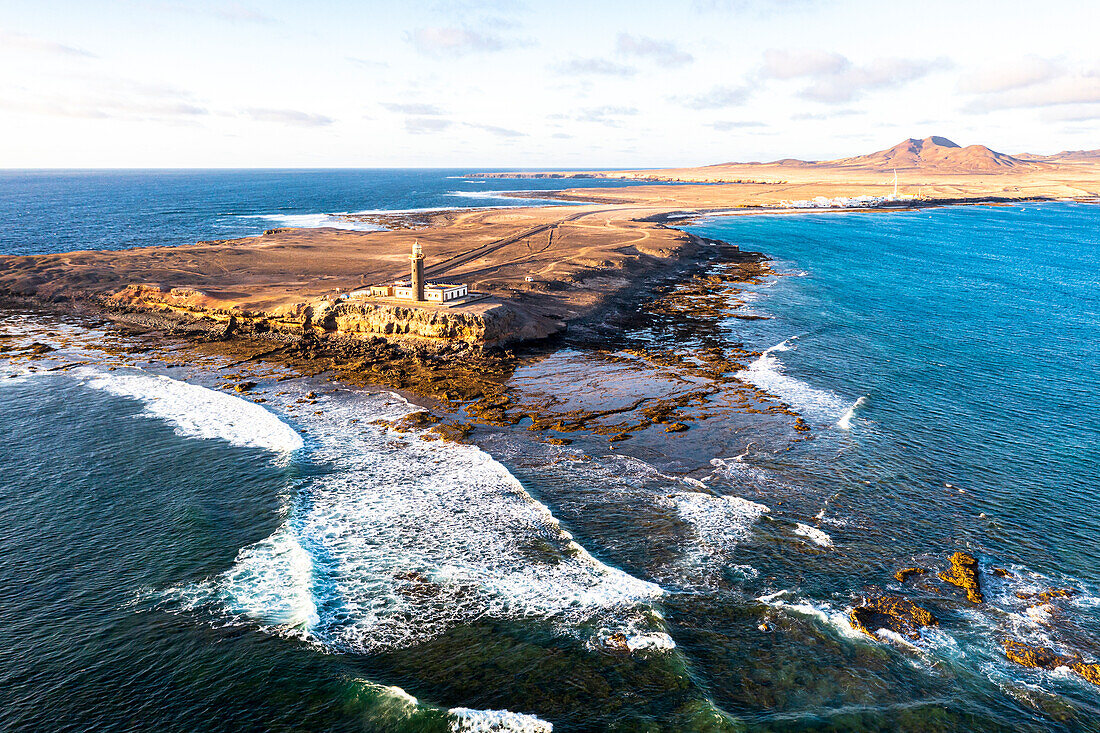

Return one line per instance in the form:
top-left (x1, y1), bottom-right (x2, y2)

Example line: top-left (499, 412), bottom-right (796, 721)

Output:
top-left (736, 340), bottom-right (850, 423)
top-left (75, 368), bottom-right (303, 453)
top-left (757, 590), bottom-right (864, 641)
top-left (445, 190), bottom-right (562, 204)
top-left (349, 679), bottom-right (552, 732)
top-left (448, 707), bottom-right (553, 732)
top-left (215, 524), bottom-right (319, 631)
top-left (661, 492), bottom-right (769, 586)
top-left (669, 491), bottom-right (770, 556)
top-left (793, 523), bottom-right (834, 547)
top-left (836, 395), bottom-right (867, 430)
top-left (179, 387), bottom-right (664, 653)
top-left (238, 213), bottom-right (385, 231)
top-left (588, 611), bottom-right (676, 653)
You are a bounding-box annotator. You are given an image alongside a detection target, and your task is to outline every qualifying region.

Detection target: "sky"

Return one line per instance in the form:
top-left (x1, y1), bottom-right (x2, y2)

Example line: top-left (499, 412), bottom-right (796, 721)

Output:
top-left (1, 0), bottom-right (1097, 168)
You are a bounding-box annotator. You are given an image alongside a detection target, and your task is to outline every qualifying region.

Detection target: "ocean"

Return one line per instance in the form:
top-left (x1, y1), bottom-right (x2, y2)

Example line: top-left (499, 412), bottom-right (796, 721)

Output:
top-left (1, 171), bottom-right (1098, 732)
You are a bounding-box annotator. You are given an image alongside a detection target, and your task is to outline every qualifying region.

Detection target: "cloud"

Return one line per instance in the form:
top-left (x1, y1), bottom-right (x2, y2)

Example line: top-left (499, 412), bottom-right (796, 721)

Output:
top-left (0, 93), bottom-right (207, 121)
top-left (206, 3), bottom-right (275, 23)
top-left (1042, 105), bottom-right (1100, 123)
top-left (382, 102), bottom-right (446, 115)
top-left (675, 85), bottom-right (751, 110)
top-left (407, 26), bottom-right (515, 57)
top-left (760, 48), bottom-right (951, 103)
top-left (557, 58), bottom-right (638, 77)
top-left (615, 34), bottom-right (693, 68)
top-left (574, 105), bottom-right (639, 124)
top-left (0, 30), bottom-right (97, 58)
top-left (760, 49), bottom-right (847, 79)
top-left (957, 57), bottom-right (1062, 94)
top-left (161, 2), bottom-right (275, 24)
top-left (348, 57), bottom-right (389, 69)
top-left (244, 108), bottom-right (333, 126)
top-left (791, 109), bottom-right (862, 120)
top-left (964, 73), bottom-right (1100, 112)
top-left (405, 117), bottom-right (453, 133)
top-left (708, 120), bottom-right (766, 130)
top-left (464, 122), bottom-right (526, 138)
top-left (0, 75), bottom-right (210, 122)
top-left (693, 0), bottom-right (823, 15)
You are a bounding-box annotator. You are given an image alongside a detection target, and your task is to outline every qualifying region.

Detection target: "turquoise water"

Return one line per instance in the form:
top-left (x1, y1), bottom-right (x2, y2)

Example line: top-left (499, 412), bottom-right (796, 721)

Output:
top-left (686, 203), bottom-right (1100, 580)
top-left (1, 190), bottom-right (1099, 731)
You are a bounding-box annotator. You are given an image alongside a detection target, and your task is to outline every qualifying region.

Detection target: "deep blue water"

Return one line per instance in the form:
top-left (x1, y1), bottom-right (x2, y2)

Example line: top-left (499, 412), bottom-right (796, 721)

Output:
top-left (686, 203), bottom-right (1100, 582)
top-left (0, 169), bottom-right (662, 255)
top-left (1, 175), bottom-right (1099, 731)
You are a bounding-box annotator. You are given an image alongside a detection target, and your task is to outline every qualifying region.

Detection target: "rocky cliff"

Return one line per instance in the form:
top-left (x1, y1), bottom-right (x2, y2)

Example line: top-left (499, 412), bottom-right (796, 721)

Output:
top-left (100, 283), bottom-right (560, 347)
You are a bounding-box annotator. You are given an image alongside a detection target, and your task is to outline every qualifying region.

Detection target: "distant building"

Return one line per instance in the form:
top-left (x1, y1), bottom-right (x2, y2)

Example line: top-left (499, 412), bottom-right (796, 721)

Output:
top-left (360, 241), bottom-right (469, 303)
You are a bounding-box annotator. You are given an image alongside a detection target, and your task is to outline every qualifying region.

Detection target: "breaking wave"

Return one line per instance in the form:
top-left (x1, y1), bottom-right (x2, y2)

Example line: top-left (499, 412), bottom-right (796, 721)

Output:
top-left (736, 339), bottom-right (850, 423)
top-left (348, 678), bottom-right (554, 731)
top-left (172, 387), bottom-right (665, 653)
top-left (793, 522), bottom-right (834, 548)
top-left (448, 707), bottom-right (554, 732)
top-left (75, 367), bottom-right (303, 453)
top-left (236, 213), bottom-right (385, 231)
top-left (836, 395), bottom-right (868, 430)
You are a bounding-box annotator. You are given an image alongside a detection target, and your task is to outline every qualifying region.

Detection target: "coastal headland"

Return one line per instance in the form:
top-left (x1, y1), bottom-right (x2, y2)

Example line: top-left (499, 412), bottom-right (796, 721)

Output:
top-left (3, 137), bottom-right (1099, 353)
top-left (1, 136), bottom-right (1098, 375)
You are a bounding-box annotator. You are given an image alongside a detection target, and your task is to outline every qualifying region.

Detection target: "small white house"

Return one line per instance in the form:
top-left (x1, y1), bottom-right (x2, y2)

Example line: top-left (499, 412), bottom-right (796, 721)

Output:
top-left (423, 283), bottom-right (468, 302)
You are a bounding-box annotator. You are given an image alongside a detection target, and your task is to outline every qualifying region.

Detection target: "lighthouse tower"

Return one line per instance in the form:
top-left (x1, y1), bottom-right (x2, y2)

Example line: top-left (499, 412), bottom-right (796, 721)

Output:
top-left (410, 240), bottom-right (425, 301)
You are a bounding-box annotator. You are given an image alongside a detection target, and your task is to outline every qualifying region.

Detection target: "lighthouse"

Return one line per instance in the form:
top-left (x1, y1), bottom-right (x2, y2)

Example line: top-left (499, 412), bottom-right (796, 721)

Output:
top-left (410, 240), bottom-right (425, 301)
top-left (356, 240), bottom-right (468, 302)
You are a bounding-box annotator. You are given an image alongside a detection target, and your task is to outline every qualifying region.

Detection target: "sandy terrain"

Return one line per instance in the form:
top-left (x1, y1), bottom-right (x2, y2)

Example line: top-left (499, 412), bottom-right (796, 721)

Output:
top-left (1, 136), bottom-right (1098, 346)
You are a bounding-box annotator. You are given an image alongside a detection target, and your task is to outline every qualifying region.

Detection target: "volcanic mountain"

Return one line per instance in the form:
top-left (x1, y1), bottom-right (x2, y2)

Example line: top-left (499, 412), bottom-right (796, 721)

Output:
top-left (827, 136), bottom-right (1036, 173)
top-left (1016, 149), bottom-right (1100, 163)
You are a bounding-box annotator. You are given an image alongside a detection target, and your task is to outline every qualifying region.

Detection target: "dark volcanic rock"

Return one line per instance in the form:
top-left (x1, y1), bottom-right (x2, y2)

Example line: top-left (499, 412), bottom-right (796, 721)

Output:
top-left (894, 567), bottom-right (927, 583)
top-left (848, 596), bottom-right (938, 640)
top-left (939, 551), bottom-right (983, 603)
top-left (1003, 639), bottom-right (1100, 687)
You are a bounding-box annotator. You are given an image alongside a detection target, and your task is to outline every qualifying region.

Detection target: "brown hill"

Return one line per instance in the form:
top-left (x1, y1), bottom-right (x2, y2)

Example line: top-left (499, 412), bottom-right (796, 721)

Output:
top-left (1017, 149), bottom-right (1100, 163)
top-left (830, 136), bottom-right (1036, 173)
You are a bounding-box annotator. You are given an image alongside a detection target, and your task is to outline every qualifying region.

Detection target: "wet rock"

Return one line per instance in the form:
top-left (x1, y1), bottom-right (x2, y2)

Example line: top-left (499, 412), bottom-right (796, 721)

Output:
top-left (665, 422), bottom-right (689, 433)
top-left (992, 567), bottom-right (1014, 578)
top-left (1004, 639), bottom-right (1070, 670)
top-left (1035, 588), bottom-right (1076, 604)
top-left (604, 632), bottom-right (631, 654)
top-left (1002, 639), bottom-right (1100, 687)
top-left (1071, 662), bottom-right (1100, 686)
top-left (430, 421), bottom-right (475, 443)
top-left (894, 567), bottom-right (927, 583)
top-left (848, 595), bottom-right (938, 640)
top-left (545, 437), bottom-right (572, 445)
top-left (939, 551), bottom-right (983, 603)
top-left (393, 411), bottom-right (442, 431)
top-left (234, 380), bottom-right (257, 393)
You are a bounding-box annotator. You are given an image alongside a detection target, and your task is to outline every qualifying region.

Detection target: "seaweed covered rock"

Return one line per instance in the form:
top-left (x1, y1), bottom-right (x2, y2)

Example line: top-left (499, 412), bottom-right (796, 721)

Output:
top-left (1004, 639), bottom-right (1072, 669)
top-left (939, 551), bottom-right (983, 603)
top-left (1003, 640), bottom-right (1100, 687)
top-left (894, 567), bottom-right (927, 583)
top-left (848, 596), bottom-right (938, 640)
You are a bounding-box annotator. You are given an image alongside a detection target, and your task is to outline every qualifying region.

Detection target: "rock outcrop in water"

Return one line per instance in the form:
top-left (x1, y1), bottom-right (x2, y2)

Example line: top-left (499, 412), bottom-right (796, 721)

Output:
top-left (848, 596), bottom-right (938, 640)
top-left (894, 567), bottom-right (927, 583)
top-left (939, 551), bottom-right (983, 603)
top-left (1003, 640), bottom-right (1100, 687)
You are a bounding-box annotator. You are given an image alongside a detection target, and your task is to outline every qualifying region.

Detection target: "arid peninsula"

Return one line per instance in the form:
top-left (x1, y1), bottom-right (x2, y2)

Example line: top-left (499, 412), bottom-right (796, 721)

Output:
top-left (2, 137), bottom-right (1098, 350)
